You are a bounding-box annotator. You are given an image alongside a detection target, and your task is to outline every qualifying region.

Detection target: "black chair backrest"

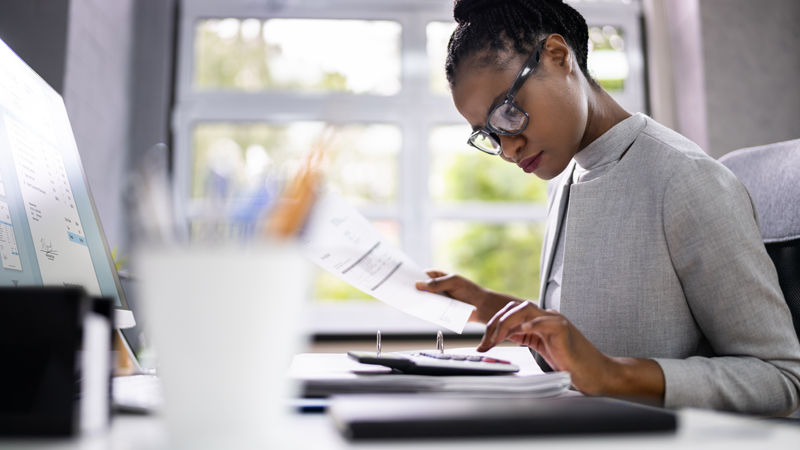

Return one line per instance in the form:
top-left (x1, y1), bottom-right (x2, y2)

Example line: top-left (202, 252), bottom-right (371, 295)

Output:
top-left (720, 139), bottom-right (800, 339)
top-left (765, 240), bottom-right (800, 337)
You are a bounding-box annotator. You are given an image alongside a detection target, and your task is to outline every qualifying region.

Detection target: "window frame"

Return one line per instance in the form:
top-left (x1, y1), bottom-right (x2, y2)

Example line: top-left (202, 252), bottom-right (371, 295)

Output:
top-left (173, 0), bottom-right (645, 335)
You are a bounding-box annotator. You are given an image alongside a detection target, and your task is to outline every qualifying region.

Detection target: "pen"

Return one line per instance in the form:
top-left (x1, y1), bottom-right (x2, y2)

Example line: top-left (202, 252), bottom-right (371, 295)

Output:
top-left (266, 129), bottom-right (330, 238)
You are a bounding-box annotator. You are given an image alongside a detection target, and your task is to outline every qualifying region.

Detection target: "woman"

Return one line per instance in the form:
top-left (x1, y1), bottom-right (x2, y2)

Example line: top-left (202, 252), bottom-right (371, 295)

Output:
top-left (416, 0), bottom-right (800, 415)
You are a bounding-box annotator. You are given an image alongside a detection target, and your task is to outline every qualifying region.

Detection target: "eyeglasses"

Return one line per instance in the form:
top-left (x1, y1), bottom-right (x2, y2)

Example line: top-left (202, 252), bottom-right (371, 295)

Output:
top-left (467, 39), bottom-right (547, 155)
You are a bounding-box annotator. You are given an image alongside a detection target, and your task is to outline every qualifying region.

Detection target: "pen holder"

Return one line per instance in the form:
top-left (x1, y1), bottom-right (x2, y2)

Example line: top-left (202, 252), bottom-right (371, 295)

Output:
top-left (136, 242), bottom-right (311, 449)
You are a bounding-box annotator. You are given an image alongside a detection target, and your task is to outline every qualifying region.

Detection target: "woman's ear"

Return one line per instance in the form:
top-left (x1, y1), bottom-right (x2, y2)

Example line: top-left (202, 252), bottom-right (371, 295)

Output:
top-left (540, 34), bottom-right (573, 76)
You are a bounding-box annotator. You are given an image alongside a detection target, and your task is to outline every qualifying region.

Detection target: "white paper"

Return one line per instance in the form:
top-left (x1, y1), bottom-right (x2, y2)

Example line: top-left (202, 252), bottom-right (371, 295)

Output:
top-left (0, 199), bottom-right (22, 271)
top-left (291, 347), bottom-right (541, 378)
top-left (300, 191), bottom-right (475, 333)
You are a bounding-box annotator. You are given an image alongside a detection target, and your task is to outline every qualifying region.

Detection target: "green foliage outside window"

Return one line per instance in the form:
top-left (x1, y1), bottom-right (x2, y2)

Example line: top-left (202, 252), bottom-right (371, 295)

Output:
top-left (588, 25), bottom-right (627, 92)
top-left (437, 222), bottom-right (544, 302)
top-left (194, 18), bottom-right (400, 93)
top-left (438, 152), bottom-right (547, 203)
top-left (195, 19), bottom-right (276, 90)
top-left (434, 152), bottom-right (546, 301)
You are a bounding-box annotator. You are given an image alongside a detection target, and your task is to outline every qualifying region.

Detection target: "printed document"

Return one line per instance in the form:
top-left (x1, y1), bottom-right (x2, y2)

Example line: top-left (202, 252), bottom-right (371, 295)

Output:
top-left (300, 191), bottom-right (475, 333)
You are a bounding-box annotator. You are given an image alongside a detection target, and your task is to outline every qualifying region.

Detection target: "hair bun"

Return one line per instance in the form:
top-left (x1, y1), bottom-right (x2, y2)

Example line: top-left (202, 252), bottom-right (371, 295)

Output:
top-left (453, 0), bottom-right (567, 24)
top-left (453, 0), bottom-right (499, 24)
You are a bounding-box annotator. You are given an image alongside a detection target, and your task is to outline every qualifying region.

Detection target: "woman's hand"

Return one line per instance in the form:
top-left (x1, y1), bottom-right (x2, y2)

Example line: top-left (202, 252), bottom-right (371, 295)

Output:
top-left (479, 301), bottom-right (666, 402)
top-left (414, 270), bottom-right (522, 323)
top-left (416, 270), bottom-right (664, 401)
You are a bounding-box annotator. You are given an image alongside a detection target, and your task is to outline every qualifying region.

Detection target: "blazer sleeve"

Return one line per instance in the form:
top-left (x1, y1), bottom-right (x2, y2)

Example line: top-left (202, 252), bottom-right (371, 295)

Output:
top-left (653, 156), bottom-right (800, 415)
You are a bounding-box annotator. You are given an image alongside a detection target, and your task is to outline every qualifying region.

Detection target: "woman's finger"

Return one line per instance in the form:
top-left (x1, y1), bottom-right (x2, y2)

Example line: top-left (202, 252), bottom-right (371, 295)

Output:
top-left (478, 302), bottom-right (543, 351)
top-left (481, 301), bottom-right (520, 347)
top-left (415, 273), bottom-right (463, 293)
top-left (520, 316), bottom-right (576, 366)
top-left (424, 269), bottom-right (448, 278)
top-left (481, 303), bottom-right (553, 351)
top-left (506, 318), bottom-right (564, 369)
top-left (492, 302), bottom-right (532, 339)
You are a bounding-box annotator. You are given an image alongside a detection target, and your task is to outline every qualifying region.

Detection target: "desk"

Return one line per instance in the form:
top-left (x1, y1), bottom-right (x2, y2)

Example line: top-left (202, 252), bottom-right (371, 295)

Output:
top-left (2, 408), bottom-right (799, 449)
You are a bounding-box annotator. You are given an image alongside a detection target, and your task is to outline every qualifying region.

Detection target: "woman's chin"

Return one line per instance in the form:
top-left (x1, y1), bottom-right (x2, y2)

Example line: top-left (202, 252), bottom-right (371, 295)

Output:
top-left (535, 159), bottom-right (572, 180)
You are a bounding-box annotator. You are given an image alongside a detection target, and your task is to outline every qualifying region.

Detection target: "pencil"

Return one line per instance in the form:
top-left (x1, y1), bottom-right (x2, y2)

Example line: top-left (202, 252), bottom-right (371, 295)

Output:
top-left (266, 131), bottom-right (329, 238)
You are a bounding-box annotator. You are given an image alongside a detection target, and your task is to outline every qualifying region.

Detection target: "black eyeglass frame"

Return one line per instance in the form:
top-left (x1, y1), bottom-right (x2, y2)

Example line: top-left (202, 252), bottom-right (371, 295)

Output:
top-left (467, 39), bottom-right (548, 155)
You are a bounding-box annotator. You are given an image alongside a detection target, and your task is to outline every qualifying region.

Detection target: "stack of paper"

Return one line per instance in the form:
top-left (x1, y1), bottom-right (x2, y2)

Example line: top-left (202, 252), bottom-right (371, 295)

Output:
top-left (290, 346), bottom-right (571, 398)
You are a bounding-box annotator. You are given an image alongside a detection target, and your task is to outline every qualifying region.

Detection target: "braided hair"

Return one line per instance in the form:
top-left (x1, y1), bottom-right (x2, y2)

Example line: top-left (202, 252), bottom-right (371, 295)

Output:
top-left (445, 0), bottom-right (596, 88)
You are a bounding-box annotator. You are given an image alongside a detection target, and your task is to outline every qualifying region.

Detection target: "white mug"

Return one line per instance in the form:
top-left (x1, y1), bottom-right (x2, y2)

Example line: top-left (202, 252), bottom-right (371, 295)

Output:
top-left (136, 242), bottom-right (310, 449)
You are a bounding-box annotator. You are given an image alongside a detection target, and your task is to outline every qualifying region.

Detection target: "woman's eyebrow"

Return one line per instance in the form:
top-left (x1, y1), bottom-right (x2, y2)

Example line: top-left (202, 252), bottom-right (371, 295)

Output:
top-left (472, 91), bottom-right (510, 131)
top-left (485, 92), bottom-right (508, 117)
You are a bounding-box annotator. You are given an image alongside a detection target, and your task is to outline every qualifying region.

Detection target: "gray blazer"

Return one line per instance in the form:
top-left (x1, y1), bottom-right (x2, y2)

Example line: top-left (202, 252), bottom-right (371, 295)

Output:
top-left (538, 115), bottom-right (800, 415)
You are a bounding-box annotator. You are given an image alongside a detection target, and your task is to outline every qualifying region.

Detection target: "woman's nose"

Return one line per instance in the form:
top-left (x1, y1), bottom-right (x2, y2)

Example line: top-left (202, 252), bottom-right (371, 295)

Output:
top-left (499, 135), bottom-right (523, 161)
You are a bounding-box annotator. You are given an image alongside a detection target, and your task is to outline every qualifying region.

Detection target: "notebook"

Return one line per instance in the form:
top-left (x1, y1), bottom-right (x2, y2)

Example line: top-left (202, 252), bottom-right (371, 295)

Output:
top-left (330, 394), bottom-right (677, 439)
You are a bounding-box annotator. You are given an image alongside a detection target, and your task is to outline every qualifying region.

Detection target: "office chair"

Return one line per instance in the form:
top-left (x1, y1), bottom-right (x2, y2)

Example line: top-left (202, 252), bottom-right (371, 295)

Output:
top-left (719, 138), bottom-right (800, 340)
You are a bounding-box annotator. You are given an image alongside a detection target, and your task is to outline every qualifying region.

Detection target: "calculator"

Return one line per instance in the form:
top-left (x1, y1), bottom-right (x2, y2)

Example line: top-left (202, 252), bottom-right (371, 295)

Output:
top-left (347, 351), bottom-right (520, 375)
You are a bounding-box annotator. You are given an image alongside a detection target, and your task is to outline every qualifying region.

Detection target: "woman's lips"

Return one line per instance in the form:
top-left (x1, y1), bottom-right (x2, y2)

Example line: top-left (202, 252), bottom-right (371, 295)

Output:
top-left (518, 152), bottom-right (543, 173)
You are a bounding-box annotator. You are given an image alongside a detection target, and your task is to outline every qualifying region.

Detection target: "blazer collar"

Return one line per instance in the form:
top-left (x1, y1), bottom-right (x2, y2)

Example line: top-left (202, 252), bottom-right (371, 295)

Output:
top-left (574, 113), bottom-right (647, 172)
top-left (539, 161), bottom-right (576, 304)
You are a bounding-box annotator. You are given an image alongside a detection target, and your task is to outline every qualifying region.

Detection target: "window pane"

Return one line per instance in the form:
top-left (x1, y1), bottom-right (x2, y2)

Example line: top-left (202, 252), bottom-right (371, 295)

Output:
top-left (433, 221), bottom-right (544, 301)
top-left (194, 18), bottom-right (401, 94)
top-left (430, 125), bottom-right (547, 203)
top-left (314, 219), bottom-right (400, 302)
top-left (426, 21), bottom-right (457, 95)
top-left (192, 122), bottom-right (400, 205)
top-left (588, 25), bottom-right (628, 92)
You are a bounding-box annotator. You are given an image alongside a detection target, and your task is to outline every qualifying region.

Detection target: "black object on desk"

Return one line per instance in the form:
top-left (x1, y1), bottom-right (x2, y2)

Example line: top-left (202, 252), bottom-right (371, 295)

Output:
top-left (0, 287), bottom-right (113, 436)
top-left (329, 394), bottom-right (677, 440)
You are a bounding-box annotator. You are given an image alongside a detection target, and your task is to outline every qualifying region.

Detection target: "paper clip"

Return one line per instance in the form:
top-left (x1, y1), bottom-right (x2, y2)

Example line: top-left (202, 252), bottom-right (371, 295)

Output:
top-left (376, 330), bottom-right (382, 357)
top-left (436, 330), bottom-right (444, 354)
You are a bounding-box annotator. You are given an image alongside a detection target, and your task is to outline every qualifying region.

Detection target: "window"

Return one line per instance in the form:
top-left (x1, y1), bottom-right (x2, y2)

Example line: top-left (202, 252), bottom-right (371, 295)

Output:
top-left (194, 18), bottom-right (401, 94)
top-left (174, 0), bottom-right (645, 334)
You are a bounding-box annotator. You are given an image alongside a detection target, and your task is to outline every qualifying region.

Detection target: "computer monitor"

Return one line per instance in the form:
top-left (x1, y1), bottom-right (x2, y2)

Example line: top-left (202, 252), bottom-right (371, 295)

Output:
top-left (0, 38), bottom-right (135, 328)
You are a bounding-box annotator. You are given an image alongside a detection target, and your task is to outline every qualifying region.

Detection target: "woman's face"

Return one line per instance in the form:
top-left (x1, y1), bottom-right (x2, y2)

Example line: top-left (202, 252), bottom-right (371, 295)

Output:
top-left (451, 38), bottom-right (589, 180)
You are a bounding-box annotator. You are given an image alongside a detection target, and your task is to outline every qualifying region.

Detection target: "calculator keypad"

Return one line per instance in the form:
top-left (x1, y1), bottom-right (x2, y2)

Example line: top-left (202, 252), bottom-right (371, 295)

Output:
top-left (417, 352), bottom-right (511, 365)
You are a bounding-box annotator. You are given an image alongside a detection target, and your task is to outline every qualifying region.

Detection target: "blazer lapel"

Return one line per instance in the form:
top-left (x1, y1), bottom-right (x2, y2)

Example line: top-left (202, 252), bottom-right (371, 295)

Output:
top-left (538, 161), bottom-right (575, 305)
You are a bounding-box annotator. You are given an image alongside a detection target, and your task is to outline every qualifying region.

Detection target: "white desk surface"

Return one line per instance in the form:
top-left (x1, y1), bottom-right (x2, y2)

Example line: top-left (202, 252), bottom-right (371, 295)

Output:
top-left (2, 407), bottom-right (799, 450)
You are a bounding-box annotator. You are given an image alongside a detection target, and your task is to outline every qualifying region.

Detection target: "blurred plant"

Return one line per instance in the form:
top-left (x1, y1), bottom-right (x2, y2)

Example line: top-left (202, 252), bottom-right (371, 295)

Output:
top-left (440, 153), bottom-right (546, 203)
top-left (440, 222), bottom-right (544, 301)
top-left (435, 148), bottom-right (547, 301)
top-left (587, 25), bottom-right (627, 92)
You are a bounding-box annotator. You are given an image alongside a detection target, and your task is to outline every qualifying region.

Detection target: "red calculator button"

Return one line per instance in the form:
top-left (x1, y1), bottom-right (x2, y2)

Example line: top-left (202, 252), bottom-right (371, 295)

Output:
top-left (482, 357), bottom-right (511, 364)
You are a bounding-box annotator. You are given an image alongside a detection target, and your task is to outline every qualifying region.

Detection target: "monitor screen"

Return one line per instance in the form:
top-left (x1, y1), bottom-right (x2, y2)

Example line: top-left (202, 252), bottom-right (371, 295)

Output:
top-left (0, 38), bottom-right (134, 328)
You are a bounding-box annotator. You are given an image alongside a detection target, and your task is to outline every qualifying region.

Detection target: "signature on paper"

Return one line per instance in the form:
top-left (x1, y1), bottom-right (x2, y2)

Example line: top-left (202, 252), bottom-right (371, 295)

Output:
top-left (39, 238), bottom-right (59, 261)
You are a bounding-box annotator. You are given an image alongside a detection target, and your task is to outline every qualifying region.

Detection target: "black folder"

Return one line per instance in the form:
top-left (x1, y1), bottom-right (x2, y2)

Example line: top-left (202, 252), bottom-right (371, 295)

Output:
top-left (329, 394), bottom-right (676, 440)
